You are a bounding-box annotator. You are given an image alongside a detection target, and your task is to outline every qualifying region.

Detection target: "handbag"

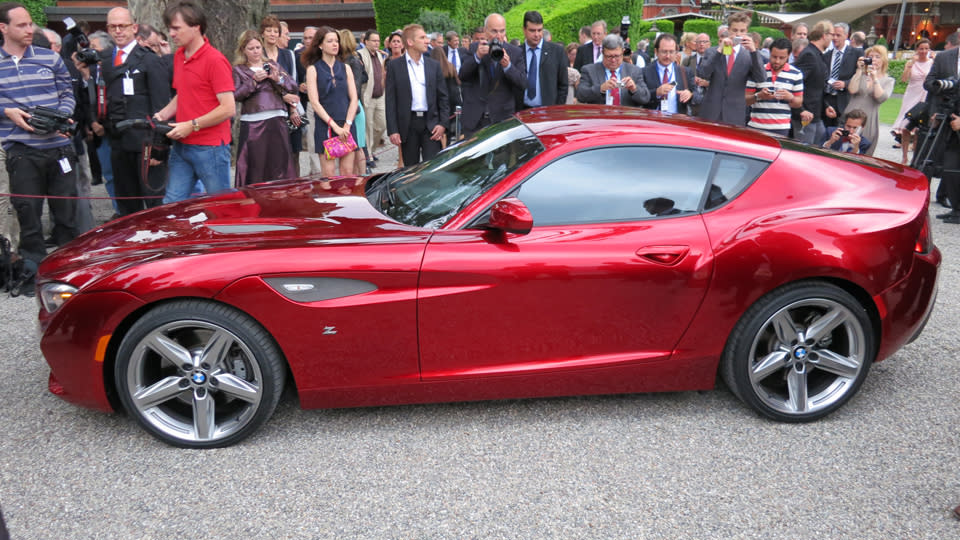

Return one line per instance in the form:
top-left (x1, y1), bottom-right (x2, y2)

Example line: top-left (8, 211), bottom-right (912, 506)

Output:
top-left (322, 128), bottom-right (358, 159)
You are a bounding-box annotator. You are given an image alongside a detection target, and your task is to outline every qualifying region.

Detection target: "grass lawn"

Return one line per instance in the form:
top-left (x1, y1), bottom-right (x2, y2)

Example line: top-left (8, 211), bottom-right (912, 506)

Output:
top-left (879, 97), bottom-right (902, 125)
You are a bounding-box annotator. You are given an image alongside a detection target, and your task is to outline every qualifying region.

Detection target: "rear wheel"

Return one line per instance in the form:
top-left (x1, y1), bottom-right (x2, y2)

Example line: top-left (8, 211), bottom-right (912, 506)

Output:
top-left (115, 300), bottom-right (285, 448)
top-left (721, 282), bottom-right (875, 422)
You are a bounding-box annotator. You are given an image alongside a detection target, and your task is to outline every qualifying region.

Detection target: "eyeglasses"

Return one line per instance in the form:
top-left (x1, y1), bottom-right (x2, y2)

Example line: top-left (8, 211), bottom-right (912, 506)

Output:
top-left (107, 23), bottom-right (134, 32)
top-left (602, 53), bottom-right (622, 60)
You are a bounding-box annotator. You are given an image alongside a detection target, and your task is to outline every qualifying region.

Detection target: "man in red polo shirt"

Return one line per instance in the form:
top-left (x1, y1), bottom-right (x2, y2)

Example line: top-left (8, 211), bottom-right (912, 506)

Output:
top-left (153, 1), bottom-right (234, 203)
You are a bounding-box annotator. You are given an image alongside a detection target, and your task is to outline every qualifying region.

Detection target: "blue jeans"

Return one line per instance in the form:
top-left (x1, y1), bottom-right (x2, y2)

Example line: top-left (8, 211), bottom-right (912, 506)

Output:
top-left (96, 137), bottom-right (117, 212)
top-left (798, 120), bottom-right (826, 146)
top-left (164, 141), bottom-right (231, 204)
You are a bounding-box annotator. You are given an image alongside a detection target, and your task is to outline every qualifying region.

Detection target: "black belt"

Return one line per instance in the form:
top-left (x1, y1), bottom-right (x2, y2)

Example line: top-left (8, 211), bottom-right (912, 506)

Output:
top-left (412, 111), bottom-right (425, 117)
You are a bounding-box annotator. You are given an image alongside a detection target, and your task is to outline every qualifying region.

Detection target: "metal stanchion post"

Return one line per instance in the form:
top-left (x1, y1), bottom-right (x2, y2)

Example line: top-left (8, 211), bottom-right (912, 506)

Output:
top-left (455, 106), bottom-right (462, 141)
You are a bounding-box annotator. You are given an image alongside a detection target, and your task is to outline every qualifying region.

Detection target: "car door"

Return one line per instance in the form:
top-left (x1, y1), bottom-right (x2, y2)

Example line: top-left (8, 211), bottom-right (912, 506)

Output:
top-left (417, 146), bottom-right (720, 380)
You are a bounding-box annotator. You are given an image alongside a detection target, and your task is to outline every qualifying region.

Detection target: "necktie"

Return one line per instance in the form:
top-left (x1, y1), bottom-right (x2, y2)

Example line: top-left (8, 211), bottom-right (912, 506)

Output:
top-left (595, 45), bottom-right (600, 63)
top-left (610, 71), bottom-right (620, 106)
top-left (114, 50), bottom-right (123, 66)
top-left (662, 65), bottom-right (670, 84)
top-left (829, 50), bottom-right (842, 94)
top-left (371, 51), bottom-right (384, 98)
top-left (726, 50), bottom-right (735, 76)
top-left (527, 47), bottom-right (537, 100)
top-left (448, 48), bottom-right (458, 70)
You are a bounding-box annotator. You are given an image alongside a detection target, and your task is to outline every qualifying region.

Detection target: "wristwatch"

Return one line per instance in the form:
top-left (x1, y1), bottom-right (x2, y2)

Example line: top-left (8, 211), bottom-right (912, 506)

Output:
top-left (191, 119), bottom-right (200, 132)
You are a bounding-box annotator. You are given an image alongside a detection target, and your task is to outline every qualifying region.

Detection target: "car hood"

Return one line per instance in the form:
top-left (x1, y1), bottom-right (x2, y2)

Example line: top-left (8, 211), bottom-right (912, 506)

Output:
top-left (40, 176), bottom-right (427, 288)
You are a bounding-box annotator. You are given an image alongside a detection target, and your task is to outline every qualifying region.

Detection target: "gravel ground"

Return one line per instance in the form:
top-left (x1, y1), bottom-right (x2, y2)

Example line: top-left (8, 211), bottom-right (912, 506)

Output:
top-left (1, 124), bottom-right (958, 539)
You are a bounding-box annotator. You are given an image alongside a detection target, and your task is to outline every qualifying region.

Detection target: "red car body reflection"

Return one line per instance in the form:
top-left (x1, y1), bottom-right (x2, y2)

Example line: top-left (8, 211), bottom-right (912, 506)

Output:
top-left (36, 107), bottom-right (940, 447)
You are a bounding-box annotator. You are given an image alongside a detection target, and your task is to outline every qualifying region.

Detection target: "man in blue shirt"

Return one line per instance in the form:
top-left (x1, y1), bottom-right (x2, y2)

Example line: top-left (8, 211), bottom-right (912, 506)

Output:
top-left (0, 2), bottom-right (77, 280)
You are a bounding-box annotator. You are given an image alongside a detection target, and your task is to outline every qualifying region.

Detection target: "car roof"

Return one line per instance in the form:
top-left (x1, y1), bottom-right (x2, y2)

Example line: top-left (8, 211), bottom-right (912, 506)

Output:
top-left (516, 105), bottom-right (783, 161)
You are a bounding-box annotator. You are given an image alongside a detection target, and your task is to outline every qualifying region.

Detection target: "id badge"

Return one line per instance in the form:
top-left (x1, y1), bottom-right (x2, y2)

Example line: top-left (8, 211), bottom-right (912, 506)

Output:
top-left (123, 76), bottom-right (135, 96)
top-left (59, 157), bottom-right (72, 174)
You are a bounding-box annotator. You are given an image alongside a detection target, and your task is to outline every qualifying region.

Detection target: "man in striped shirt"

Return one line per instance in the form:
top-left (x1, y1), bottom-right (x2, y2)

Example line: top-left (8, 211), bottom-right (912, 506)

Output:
top-left (0, 2), bottom-right (77, 276)
top-left (745, 38), bottom-right (803, 137)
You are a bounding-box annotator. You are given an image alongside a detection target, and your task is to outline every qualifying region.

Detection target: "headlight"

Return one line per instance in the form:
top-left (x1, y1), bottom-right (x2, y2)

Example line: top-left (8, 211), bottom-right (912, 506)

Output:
top-left (39, 283), bottom-right (78, 313)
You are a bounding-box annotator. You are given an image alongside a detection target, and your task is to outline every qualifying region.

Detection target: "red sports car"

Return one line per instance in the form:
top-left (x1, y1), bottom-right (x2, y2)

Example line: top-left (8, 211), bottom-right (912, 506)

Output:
top-left (37, 107), bottom-right (940, 448)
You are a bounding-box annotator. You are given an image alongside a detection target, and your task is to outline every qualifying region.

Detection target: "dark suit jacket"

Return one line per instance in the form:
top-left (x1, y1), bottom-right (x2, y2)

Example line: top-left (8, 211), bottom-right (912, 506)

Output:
top-left (924, 47), bottom-right (959, 114)
top-left (458, 41), bottom-right (526, 133)
top-left (793, 44), bottom-right (829, 122)
top-left (443, 45), bottom-right (467, 68)
top-left (385, 54), bottom-right (449, 140)
top-left (696, 46), bottom-right (764, 125)
top-left (573, 41), bottom-right (600, 72)
top-left (576, 62), bottom-right (650, 106)
top-left (640, 61), bottom-right (699, 113)
top-left (519, 40), bottom-right (568, 108)
top-left (822, 45), bottom-right (862, 114)
top-left (101, 44), bottom-right (172, 151)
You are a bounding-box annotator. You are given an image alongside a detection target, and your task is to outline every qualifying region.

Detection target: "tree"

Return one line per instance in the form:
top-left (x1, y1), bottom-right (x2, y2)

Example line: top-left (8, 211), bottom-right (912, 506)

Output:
top-left (127, 0), bottom-right (269, 54)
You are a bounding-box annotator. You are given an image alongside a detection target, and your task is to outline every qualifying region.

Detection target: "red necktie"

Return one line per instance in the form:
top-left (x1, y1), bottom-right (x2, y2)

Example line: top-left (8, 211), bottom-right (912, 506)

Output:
top-left (662, 66), bottom-right (670, 84)
top-left (114, 50), bottom-right (123, 66)
top-left (726, 50), bottom-right (735, 76)
top-left (610, 71), bottom-right (620, 105)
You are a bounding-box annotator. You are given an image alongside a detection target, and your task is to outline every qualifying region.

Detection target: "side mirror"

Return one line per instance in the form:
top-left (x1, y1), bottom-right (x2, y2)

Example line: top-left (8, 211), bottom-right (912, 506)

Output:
top-left (488, 197), bottom-right (533, 235)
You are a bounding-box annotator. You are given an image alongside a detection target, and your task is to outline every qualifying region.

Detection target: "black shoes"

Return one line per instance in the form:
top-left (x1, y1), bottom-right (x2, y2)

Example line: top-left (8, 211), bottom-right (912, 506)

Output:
top-left (938, 210), bottom-right (960, 223)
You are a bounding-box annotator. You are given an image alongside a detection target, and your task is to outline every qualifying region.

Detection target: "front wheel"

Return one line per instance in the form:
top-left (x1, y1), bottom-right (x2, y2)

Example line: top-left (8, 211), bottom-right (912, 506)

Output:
top-left (115, 300), bottom-right (285, 448)
top-left (721, 282), bottom-right (875, 422)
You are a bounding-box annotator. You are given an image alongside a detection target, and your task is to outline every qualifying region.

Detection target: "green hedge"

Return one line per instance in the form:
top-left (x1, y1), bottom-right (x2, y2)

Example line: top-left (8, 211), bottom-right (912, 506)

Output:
top-left (504, 0), bottom-right (639, 45)
top-left (682, 19), bottom-right (721, 41)
top-left (25, 0), bottom-right (55, 27)
top-left (888, 59), bottom-right (907, 94)
top-left (456, 0), bottom-right (525, 36)
top-left (750, 26), bottom-right (786, 42)
top-left (373, 0), bottom-right (456, 36)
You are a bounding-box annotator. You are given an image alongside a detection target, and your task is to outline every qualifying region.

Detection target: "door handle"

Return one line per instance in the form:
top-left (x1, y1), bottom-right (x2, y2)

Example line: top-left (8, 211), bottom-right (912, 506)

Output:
top-left (635, 245), bottom-right (690, 266)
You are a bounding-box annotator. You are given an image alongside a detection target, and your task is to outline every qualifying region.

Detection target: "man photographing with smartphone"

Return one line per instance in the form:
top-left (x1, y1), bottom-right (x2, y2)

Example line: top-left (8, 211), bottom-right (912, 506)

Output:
top-left (745, 37), bottom-right (803, 136)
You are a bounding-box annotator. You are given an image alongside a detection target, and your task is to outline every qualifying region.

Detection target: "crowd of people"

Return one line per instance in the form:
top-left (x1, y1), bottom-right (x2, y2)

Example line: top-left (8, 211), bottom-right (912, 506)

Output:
top-left (2, 1), bottom-right (960, 295)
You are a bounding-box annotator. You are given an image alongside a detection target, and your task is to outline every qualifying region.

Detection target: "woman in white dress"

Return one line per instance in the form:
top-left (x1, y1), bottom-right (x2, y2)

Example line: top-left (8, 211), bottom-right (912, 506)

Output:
top-left (893, 38), bottom-right (933, 164)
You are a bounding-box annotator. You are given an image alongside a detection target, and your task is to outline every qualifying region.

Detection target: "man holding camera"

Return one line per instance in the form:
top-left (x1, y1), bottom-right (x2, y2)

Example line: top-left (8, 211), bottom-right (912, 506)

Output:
top-left (0, 2), bottom-right (77, 277)
top-left (819, 109), bottom-right (871, 154)
top-left (577, 34), bottom-right (649, 107)
top-left (458, 13), bottom-right (525, 138)
top-left (696, 11), bottom-right (764, 126)
top-left (100, 7), bottom-right (171, 216)
top-left (745, 38), bottom-right (803, 137)
top-left (924, 38), bottom-right (960, 223)
top-left (640, 34), bottom-right (698, 114)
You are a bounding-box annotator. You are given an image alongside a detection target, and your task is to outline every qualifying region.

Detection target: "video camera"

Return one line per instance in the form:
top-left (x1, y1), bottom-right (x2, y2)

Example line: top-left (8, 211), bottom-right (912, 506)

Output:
top-left (910, 77), bottom-right (960, 175)
top-left (115, 118), bottom-right (173, 147)
top-left (26, 106), bottom-right (77, 136)
top-left (64, 17), bottom-right (100, 66)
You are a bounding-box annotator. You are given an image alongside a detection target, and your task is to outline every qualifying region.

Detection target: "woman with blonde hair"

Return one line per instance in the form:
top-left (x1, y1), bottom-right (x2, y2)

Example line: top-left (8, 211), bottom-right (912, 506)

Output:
top-left (232, 29), bottom-right (298, 187)
top-left (846, 44), bottom-right (894, 156)
top-left (338, 29), bottom-right (369, 174)
top-left (304, 26), bottom-right (358, 177)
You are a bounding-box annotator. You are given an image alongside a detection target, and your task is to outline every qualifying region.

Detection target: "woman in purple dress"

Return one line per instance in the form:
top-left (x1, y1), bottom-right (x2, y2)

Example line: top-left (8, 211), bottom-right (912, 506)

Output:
top-left (233, 29), bottom-right (298, 187)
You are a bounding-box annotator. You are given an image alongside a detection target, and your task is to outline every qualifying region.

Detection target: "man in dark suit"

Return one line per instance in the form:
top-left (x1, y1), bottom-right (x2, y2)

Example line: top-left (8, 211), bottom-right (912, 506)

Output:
top-left (385, 24), bottom-right (448, 166)
top-left (102, 7), bottom-right (171, 216)
top-left (821, 22), bottom-right (861, 127)
top-left (458, 13), bottom-right (526, 137)
top-left (519, 10), bottom-right (567, 109)
top-left (696, 11), bottom-right (763, 125)
top-left (576, 34), bottom-right (649, 106)
top-left (924, 41), bottom-right (960, 222)
top-left (573, 20), bottom-right (605, 71)
top-left (681, 33), bottom-right (710, 116)
top-left (443, 31), bottom-right (467, 74)
top-left (640, 34), bottom-right (699, 114)
top-left (794, 20), bottom-right (834, 144)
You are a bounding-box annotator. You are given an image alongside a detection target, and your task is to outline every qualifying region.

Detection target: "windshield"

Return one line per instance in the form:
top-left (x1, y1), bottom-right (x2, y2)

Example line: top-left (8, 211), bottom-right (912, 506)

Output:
top-left (367, 118), bottom-right (545, 228)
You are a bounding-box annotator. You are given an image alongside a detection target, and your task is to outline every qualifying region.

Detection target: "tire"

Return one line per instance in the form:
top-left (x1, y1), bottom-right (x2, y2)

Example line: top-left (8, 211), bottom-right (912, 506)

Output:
top-left (115, 300), bottom-right (285, 448)
top-left (721, 281), bottom-right (875, 422)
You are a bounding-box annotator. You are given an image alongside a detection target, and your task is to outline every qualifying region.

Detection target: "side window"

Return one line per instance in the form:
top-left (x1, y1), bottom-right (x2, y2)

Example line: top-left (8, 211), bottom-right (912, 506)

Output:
top-left (515, 147), bottom-right (715, 226)
top-left (705, 154), bottom-right (769, 210)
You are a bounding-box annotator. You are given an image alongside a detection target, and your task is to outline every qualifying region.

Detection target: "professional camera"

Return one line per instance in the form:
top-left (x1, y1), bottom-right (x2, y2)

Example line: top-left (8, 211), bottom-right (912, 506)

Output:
top-left (26, 106), bottom-right (77, 136)
top-left (64, 17), bottom-right (99, 65)
top-left (930, 77), bottom-right (959, 94)
top-left (620, 15), bottom-right (632, 58)
top-left (489, 39), bottom-right (504, 62)
top-left (115, 117), bottom-right (173, 163)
